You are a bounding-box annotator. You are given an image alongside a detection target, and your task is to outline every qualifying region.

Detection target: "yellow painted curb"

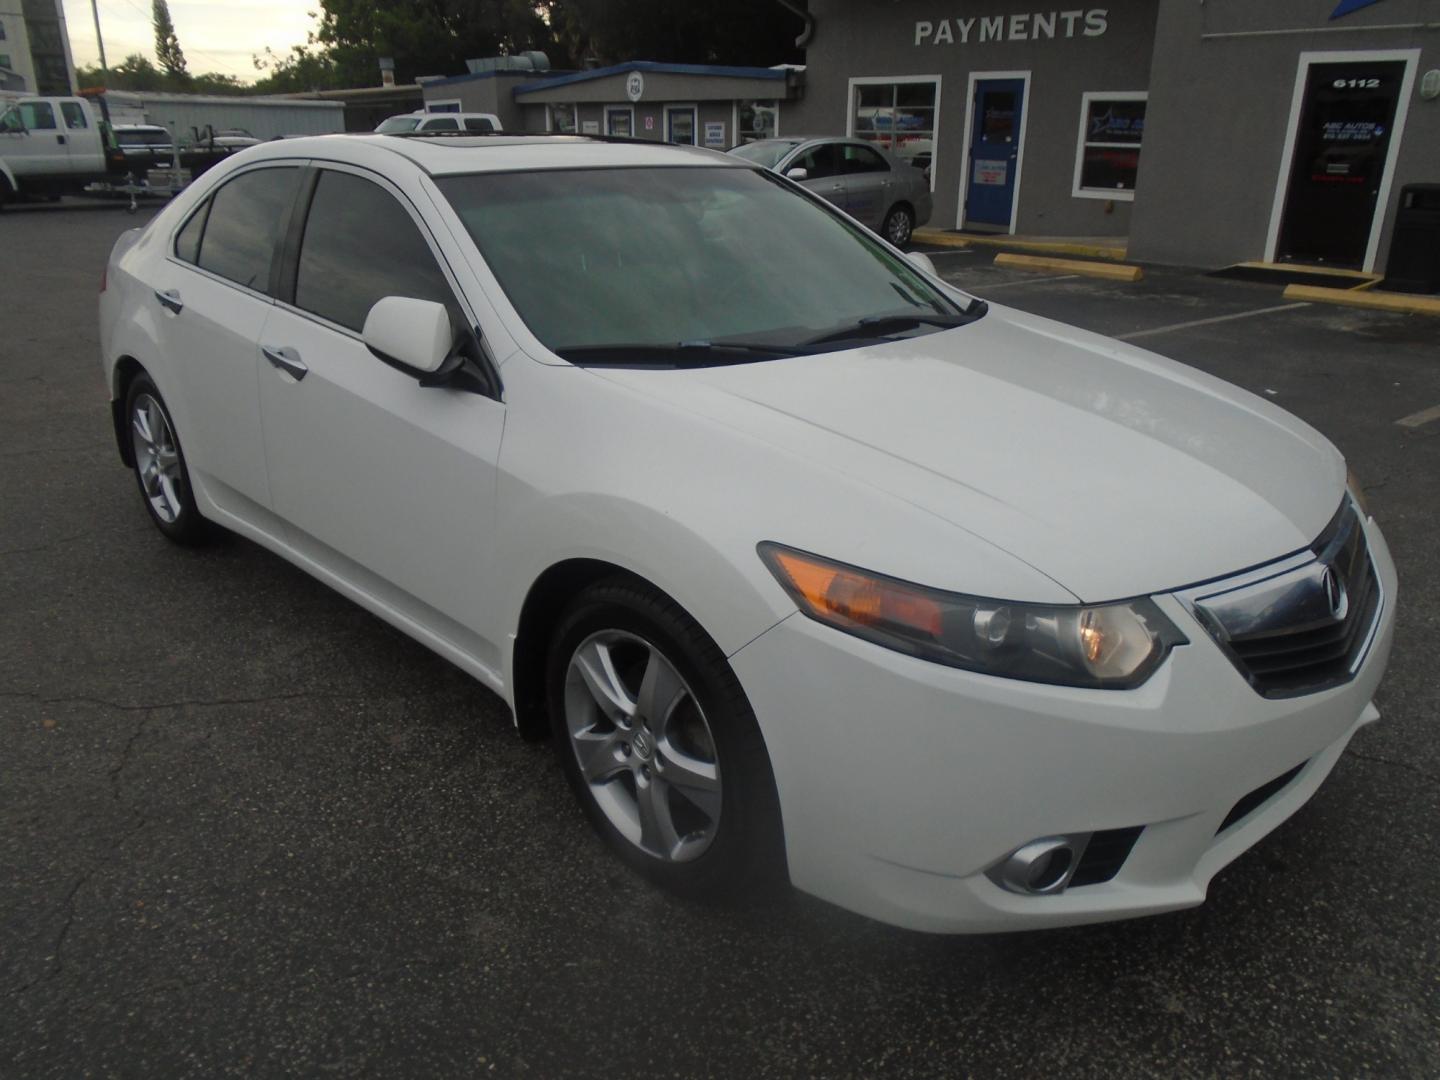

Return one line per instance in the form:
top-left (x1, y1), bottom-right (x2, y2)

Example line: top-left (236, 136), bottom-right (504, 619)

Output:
top-left (913, 229), bottom-right (1128, 260)
top-left (1283, 284), bottom-right (1440, 316)
top-left (910, 229), bottom-right (973, 250)
top-left (1231, 260), bottom-right (1380, 288)
top-left (995, 252), bottom-right (1145, 283)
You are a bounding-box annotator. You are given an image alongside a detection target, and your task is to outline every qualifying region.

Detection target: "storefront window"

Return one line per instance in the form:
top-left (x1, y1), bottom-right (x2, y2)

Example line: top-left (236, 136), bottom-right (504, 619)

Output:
top-left (852, 80), bottom-right (938, 185)
top-left (1073, 92), bottom-right (1146, 200)
top-left (737, 100), bottom-right (779, 143)
top-left (549, 104), bottom-right (577, 134)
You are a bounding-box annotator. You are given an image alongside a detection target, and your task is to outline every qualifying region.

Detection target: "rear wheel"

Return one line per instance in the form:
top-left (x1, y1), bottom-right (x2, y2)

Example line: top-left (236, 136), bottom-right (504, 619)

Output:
top-left (882, 204), bottom-right (915, 247)
top-left (124, 373), bottom-right (210, 545)
top-left (547, 578), bottom-right (784, 899)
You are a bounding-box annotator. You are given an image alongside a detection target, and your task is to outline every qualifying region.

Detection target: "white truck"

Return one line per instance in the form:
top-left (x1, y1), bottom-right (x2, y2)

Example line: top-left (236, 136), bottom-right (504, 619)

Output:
top-left (0, 94), bottom-right (127, 208)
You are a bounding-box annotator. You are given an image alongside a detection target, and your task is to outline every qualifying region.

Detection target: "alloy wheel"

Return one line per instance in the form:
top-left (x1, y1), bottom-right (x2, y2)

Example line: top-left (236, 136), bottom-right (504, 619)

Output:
top-left (563, 629), bottom-right (722, 862)
top-left (130, 393), bottom-right (184, 524)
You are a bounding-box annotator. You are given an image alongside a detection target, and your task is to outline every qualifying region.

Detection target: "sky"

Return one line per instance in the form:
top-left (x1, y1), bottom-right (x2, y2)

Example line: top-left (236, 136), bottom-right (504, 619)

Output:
top-left (61, 0), bottom-right (319, 82)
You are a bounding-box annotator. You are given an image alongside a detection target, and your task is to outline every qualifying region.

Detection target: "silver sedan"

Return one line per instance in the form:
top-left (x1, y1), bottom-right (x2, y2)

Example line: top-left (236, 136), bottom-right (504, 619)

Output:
top-left (729, 135), bottom-right (933, 246)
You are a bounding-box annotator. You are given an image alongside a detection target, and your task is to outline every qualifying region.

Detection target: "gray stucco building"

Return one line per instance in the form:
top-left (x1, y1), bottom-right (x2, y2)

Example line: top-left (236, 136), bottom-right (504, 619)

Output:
top-left (783, 0), bottom-right (1440, 273)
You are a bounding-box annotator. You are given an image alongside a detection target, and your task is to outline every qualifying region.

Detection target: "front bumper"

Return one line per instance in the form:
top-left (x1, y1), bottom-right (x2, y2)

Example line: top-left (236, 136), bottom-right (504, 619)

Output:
top-left (730, 516), bottom-right (1397, 933)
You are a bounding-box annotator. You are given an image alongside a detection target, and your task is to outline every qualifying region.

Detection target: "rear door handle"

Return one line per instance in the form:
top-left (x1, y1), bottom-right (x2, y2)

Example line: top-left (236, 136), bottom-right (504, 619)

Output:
top-left (262, 345), bottom-right (308, 381)
top-left (57, 134), bottom-right (66, 145)
top-left (154, 288), bottom-right (183, 314)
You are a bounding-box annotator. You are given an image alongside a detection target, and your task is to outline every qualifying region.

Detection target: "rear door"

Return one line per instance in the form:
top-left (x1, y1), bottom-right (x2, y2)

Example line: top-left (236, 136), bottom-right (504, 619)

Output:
top-left (58, 99), bottom-right (102, 177)
top-left (155, 163), bottom-right (303, 516)
top-left (256, 164), bottom-right (507, 662)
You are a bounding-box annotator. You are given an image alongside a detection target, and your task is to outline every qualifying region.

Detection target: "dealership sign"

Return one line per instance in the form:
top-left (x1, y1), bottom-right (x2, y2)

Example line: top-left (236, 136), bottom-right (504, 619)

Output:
top-left (914, 9), bottom-right (1108, 46)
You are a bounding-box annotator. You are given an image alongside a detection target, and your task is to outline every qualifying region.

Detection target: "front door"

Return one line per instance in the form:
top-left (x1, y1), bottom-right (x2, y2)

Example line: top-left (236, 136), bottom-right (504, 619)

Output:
top-left (965, 79), bottom-right (1025, 229)
top-left (257, 166), bottom-right (507, 664)
top-left (1, 100), bottom-right (69, 180)
top-left (666, 107), bottom-right (696, 146)
top-left (1276, 60), bottom-right (1406, 268)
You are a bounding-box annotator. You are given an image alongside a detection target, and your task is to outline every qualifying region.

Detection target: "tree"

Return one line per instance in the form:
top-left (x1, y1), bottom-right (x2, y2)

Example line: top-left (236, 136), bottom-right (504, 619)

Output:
top-left (548, 0), bottom-right (806, 68)
top-left (152, 0), bottom-right (190, 81)
top-left (251, 45), bottom-right (342, 94)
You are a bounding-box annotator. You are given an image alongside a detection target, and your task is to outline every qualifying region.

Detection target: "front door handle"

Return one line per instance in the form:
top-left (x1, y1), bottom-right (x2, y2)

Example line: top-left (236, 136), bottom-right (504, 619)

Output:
top-left (154, 288), bottom-right (183, 314)
top-left (57, 134), bottom-right (66, 145)
top-left (262, 345), bottom-right (308, 381)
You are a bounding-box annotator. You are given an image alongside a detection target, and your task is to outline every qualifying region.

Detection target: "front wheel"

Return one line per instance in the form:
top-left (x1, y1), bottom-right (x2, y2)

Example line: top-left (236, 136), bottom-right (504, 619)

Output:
top-left (882, 204), bottom-right (915, 247)
top-left (547, 578), bottom-right (784, 899)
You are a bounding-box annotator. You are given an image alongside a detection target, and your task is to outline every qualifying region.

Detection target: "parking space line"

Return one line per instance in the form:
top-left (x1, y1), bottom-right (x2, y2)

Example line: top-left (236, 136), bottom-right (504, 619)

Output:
top-left (975, 274), bottom-right (1082, 288)
top-left (1396, 404), bottom-right (1440, 429)
top-left (1117, 302), bottom-right (1311, 342)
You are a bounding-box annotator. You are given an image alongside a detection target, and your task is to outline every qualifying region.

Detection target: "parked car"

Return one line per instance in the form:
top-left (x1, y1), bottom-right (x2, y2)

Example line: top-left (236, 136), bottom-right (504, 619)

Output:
top-left (113, 124), bottom-right (176, 175)
top-left (0, 94), bottom-right (125, 204)
top-left (99, 133), bottom-right (1395, 934)
top-left (729, 135), bottom-right (932, 246)
top-left (375, 110), bottom-right (503, 134)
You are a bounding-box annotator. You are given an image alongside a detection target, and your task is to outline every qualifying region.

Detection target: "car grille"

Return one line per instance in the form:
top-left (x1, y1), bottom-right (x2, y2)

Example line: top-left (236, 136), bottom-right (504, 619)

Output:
top-left (1182, 500), bottom-right (1382, 699)
top-left (1069, 826), bottom-right (1144, 887)
top-left (1216, 762), bottom-right (1306, 835)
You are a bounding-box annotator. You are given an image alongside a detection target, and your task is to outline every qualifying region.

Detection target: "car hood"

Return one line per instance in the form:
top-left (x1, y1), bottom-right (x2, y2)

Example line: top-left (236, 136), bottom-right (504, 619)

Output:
top-left (593, 305), bottom-right (1345, 602)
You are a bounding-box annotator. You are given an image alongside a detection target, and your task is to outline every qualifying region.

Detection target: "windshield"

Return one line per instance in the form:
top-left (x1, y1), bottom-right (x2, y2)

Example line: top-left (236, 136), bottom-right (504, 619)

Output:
top-left (376, 116), bottom-right (421, 133)
top-left (117, 130), bottom-right (171, 146)
top-left (437, 166), bottom-right (978, 365)
top-left (728, 139), bottom-right (802, 170)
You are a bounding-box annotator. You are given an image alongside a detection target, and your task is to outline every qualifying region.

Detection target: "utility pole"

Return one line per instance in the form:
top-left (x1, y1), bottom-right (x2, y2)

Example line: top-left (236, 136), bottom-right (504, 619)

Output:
top-left (90, 0), bottom-right (108, 70)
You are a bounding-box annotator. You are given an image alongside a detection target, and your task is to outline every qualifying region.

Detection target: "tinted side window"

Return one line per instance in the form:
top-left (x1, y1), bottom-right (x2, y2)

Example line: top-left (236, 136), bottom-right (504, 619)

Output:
top-left (294, 170), bottom-right (457, 333)
top-left (841, 144), bottom-right (888, 174)
top-left (463, 117), bottom-right (494, 133)
top-left (795, 144), bottom-right (838, 179)
top-left (174, 200), bottom-right (210, 264)
top-left (20, 101), bottom-right (55, 130)
top-left (422, 117), bottom-right (459, 131)
top-left (196, 167), bottom-right (300, 293)
top-left (60, 102), bottom-right (88, 129)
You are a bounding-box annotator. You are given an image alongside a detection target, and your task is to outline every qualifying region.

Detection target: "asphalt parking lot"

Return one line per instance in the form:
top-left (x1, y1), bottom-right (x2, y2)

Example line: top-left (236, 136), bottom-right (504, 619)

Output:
top-left (3, 200), bottom-right (1438, 1079)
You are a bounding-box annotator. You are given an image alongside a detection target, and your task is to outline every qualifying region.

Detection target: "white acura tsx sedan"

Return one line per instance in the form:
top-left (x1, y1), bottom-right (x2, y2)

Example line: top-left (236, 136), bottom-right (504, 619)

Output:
top-left (99, 133), bottom-right (1395, 934)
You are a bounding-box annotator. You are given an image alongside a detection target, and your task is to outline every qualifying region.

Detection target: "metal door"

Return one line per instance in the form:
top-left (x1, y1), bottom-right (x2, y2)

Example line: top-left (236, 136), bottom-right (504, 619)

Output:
top-left (966, 79), bottom-right (1025, 228)
top-left (1276, 61), bottom-right (1405, 268)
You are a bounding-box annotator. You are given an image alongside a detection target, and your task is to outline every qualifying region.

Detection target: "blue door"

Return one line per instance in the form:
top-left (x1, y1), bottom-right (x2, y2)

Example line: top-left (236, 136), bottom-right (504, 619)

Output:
top-left (966, 79), bottom-right (1025, 228)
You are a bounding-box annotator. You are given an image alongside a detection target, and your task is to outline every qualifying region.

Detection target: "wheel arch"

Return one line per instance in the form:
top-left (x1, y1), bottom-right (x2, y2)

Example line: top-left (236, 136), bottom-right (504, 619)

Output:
top-left (110, 355), bottom-right (147, 466)
top-left (510, 558), bottom-right (652, 741)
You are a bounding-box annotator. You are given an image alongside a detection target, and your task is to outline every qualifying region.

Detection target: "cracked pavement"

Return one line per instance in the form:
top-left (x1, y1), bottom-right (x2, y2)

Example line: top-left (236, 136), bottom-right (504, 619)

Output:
top-left (1, 202), bottom-right (1438, 1078)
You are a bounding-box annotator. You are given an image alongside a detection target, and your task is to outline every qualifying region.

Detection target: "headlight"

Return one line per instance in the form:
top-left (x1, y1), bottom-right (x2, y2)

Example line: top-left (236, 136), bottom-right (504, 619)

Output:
top-left (759, 543), bottom-right (1187, 689)
top-left (1346, 465), bottom-right (1371, 519)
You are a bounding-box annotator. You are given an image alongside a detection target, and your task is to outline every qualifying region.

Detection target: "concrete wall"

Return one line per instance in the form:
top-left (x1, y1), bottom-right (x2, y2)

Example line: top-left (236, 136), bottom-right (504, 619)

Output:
top-left (790, 0), bottom-right (1158, 235)
top-left (1130, 0), bottom-right (1440, 270)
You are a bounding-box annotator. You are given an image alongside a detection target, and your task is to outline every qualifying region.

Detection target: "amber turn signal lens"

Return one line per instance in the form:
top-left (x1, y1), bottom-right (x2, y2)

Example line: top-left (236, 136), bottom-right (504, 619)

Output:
top-left (764, 546), bottom-right (943, 638)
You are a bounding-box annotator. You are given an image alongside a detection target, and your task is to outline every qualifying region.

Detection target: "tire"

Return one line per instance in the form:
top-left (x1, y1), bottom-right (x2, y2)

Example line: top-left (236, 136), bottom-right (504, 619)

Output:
top-left (546, 577), bottom-right (784, 900)
top-left (123, 373), bottom-right (210, 545)
top-left (882, 204), bottom-right (915, 248)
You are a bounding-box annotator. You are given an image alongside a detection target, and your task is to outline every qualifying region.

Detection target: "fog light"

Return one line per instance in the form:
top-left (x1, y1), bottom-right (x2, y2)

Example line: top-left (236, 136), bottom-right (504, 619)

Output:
top-left (987, 835), bottom-right (1089, 896)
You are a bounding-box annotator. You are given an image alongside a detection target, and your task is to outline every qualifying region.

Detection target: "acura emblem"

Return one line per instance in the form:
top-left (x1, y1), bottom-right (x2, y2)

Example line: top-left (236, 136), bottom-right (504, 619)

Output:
top-left (1321, 565), bottom-right (1349, 621)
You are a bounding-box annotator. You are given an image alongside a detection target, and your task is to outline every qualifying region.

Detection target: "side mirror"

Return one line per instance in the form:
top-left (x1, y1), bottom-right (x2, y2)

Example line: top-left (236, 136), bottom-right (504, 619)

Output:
top-left (363, 296), bottom-right (454, 378)
top-left (784, 166), bottom-right (808, 181)
top-left (905, 251), bottom-right (937, 276)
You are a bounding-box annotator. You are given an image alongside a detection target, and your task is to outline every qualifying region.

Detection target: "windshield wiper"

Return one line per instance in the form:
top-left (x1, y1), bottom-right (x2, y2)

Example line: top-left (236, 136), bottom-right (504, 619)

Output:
top-left (798, 311), bottom-right (979, 349)
top-left (555, 340), bottom-right (805, 367)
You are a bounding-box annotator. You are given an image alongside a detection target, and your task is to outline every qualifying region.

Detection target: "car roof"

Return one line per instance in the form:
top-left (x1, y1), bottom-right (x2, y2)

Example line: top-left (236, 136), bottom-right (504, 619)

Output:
top-left (115, 123), bottom-right (170, 132)
top-left (242, 132), bottom-right (747, 176)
